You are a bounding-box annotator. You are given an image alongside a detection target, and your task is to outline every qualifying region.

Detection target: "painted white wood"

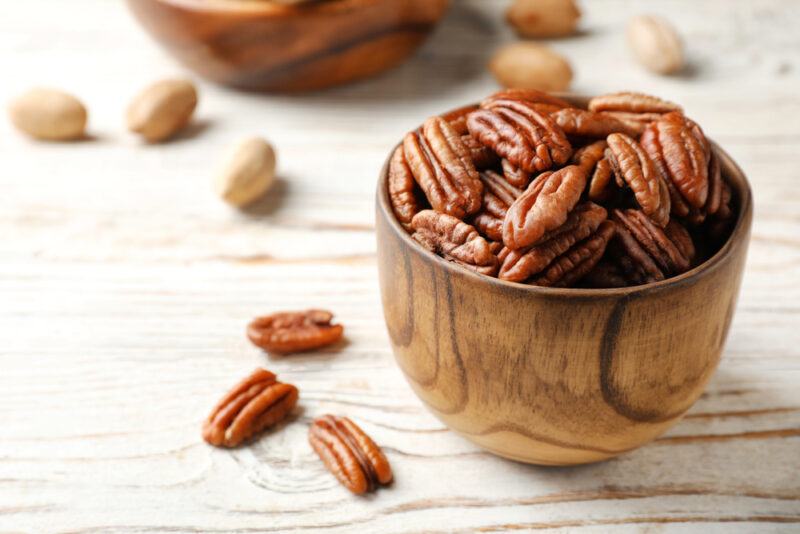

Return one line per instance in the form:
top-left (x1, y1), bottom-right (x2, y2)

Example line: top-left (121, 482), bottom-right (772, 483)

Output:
top-left (0, 0), bottom-right (798, 532)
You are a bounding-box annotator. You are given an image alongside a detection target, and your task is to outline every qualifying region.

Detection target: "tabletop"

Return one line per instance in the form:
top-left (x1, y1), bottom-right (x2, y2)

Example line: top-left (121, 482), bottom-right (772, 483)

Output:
top-left (1, 0), bottom-right (799, 532)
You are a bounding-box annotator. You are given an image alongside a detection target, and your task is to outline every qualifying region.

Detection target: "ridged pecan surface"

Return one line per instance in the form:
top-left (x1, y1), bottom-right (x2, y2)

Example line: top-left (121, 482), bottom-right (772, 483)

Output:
top-left (532, 220), bottom-right (615, 287)
top-left (480, 88), bottom-right (573, 112)
top-left (472, 170), bottom-right (523, 241)
top-left (387, 145), bottom-right (420, 229)
top-left (501, 158), bottom-right (532, 188)
top-left (202, 368), bottom-right (298, 448)
top-left (588, 91), bottom-right (682, 114)
top-left (462, 134), bottom-right (499, 170)
top-left (309, 415), bottom-right (393, 495)
top-left (247, 310), bottom-right (343, 354)
top-left (551, 108), bottom-right (638, 138)
top-left (411, 210), bottom-right (498, 276)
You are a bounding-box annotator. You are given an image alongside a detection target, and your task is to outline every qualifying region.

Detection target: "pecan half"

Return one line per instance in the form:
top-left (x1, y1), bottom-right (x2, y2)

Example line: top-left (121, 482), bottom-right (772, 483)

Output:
top-left (571, 140), bottom-right (614, 201)
top-left (532, 220), bottom-right (615, 287)
top-left (588, 91), bottom-right (682, 114)
top-left (572, 140), bottom-right (608, 173)
top-left (601, 111), bottom-right (664, 136)
top-left (551, 108), bottom-right (638, 138)
top-left (468, 99), bottom-right (572, 173)
top-left (606, 133), bottom-right (670, 227)
top-left (411, 210), bottom-right (499, 276)
top-left (641, 112), bottom-right (710, 209)
top-left (462, 134), bottom-right (499, 170)
top-left (403, 116), bottom-right (483, 218)
top-left (309, 415), bottom-right (393, 495)
top-left (472, 170), bottom-right (524, 241)
top-left (388, 145), bottom-right (420, 230)
top-left (501, 158), bottom-right (532, 188)
top-left (202, 368), bottom-right (298, 448)
top-left (499, 202), bottom-right (607, 282)
top-left (247, 310), bottom-right (344, 354)
top-left (503, 165), bottom-right (587, 249)
top-left (481, 88), bottom-right (573, 112)
top-left (442, 105), bottom-right (479, 135)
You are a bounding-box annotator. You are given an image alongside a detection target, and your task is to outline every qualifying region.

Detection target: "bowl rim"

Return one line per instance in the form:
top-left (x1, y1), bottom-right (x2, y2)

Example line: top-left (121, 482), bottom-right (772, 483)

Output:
top-left (376, 100), bottom-right (753, 298)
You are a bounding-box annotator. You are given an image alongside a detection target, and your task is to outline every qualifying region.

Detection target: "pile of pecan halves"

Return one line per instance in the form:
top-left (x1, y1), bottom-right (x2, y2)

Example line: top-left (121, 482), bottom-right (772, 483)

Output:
top-left (389, 90), bottom-right (736, 287)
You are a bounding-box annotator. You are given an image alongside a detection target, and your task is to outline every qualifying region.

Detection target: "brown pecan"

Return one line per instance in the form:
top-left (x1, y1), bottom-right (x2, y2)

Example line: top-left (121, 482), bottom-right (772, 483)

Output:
top-left (705, 149), bottom-right (723, 216)
top-left (403, 116), bottom-right (483, 218)
top-left (247, 310), bottom-right (344, 354)
top-left (202, 368), bottom-right (298, 448)
top-left (583, 260), bottom-right (629, 288)
top-left (499, 202), bottom-right (607, 282)
top-left (588, 91), bottom-right (682, 114)
top-left (531, 220), bottom-right (615, 287)
top-left (641, 112), bottom-right (710, 210)
top-left (551, 108), bottom-right (639, 138)
top-left (481, 88), bottom-right (573, 112)
top-left (571, 140), bottom-right (615, 201)
top-left (501, 158), bottom-right (532, 188)
top-left (462, 134), bottom-right (499, 170)
top-left (503, 165), bottom-right (587, 249)
top-left (468, 99), bottom-right (572, 174)
top-left (442, 104), bottom-right (479, 135)
top-left (611, 209), bottom-right (694, 284)
top-left (388, 145), bottom-right (420, 230)
top-left (472, 170), bottom-right (524, 241)
top-left (411, 210), bottom-right (499, 276)
top-left (606, 133), bottom-right (670, 227)
top-left (601, 111), bottom-right (664, 136)
top-left (572, 140), bottom-right (607, 173)
top-left (309, 415), bottom-right (393, 495)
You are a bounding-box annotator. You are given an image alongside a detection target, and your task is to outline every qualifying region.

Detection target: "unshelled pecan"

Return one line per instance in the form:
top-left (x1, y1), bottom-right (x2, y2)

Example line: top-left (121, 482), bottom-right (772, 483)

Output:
top-left (551, 108), bottom-right (638, 138)
top-left (404, 116), bottom-right (483, 218)
top-left (588, 91), bottom-right (682, 114)
top-left (641, 112), bottom-right (710, 210)
top-left (606, 133), bottom-right (670, 227)
top-left (532, 220), bottom-right (615, 287)
top-left (481, 88), bottom-right (573, 113)
top-left (202, 368), bottom-right (298, 448)
top-left (501, 158), bottom-right (532, 188)
top-left (462, 134), bottom-right (499, 170)
top-left (468, 99), bottom-right (572, 173)
top-left (247, 310), bottom-right (344, 354)
top-left (503, 165), bottom-right (587, 249)
top-left (472, 170), bottom-right (524, 241)
top-left (309, 415), bottom-right (393, 495)
top-left (499, 202), bottom-right (607, 282)
top-left (411, 210), bottom-right (499, 276)
top-left (388, 145), bottom-right (420, 230)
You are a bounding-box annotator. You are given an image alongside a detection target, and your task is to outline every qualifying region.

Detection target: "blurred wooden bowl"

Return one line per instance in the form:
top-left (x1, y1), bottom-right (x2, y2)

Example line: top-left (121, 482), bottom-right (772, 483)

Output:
top-left (375, 99), bottom-right (753, 466)
top-left (126, 0), bottom-right (450, 92)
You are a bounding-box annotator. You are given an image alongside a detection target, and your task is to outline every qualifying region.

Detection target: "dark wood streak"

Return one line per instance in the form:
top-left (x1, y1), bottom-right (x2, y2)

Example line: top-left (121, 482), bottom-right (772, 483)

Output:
top-left (685, 406), bottom-right (800, 419)
top-left (466, 516), bottom-right (800, 532)
top-left (656, 427), bottom-right (800, 444)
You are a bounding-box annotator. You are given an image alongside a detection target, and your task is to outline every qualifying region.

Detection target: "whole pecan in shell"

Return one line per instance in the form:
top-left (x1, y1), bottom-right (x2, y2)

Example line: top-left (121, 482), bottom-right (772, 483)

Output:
top-left (202, 368), bottom-right (298, 448)
top-left (472, 170), bottom-right (524, 241)
top-left (588, 91), bottom-right (682, 114)
top-left (411, 210), bottom-right (499, 276)
top-left (503, 164), bottom-right (587, 250)
top-left (404, 116), bottom-right (483, 218)
top-left (388, 145), bottom-right (420, 230)
top-left (499, 202), bottom-right (607, 282)
top-left (551, 108), bottom-right (638, 138)
top-left (247, 310), bottom-right (344, 354)
top-left (468, 99), bottom-right (572, 174)
top-left (640, 112), bottom-right (710, 210)
top-left (532, 220), bottom-right (615, 287)
top-left (309, 415), bottom-right (393, 495)
top-left (606, 133), bottom-right (670, 227)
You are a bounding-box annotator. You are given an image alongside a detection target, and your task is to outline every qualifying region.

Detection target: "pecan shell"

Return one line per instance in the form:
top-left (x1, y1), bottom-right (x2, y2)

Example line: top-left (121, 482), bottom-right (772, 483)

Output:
top-left (532, 220), bottom-right (615, 287)
top-left (309, 415), bottom-right (393, 495)
top-left (588, 91), bottom-right (682, 114)
top-left (411, 210), bottom-right (499, 276)
top-left (502, 165), bottom-right (587, 250)
top-left (499, 202), bottom-right (607, 282)
top-left (640, 112), bottom-right (710, 209)
top-left (551, 108), bottom-right (639, 138)
top-left (472, 170), bottom-right (523, 241)
top-left (202, 368), bottom-right (298, 448)
top-left (606, 133), bottom-right (671, 227)
top-left (247, 310), bottom-right (344, 354)
top-left (467, 99), bottom-right (572, 173)
top-left (403, 116), bottom-right (483, 218)
top-left (388, 145), bottom-right (420, 230)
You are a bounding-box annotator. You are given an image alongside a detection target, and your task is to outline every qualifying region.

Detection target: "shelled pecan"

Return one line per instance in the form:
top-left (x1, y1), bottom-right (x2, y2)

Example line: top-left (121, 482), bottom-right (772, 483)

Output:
top-left (411, 210), bottom-right (498, 276)
top-left (532, 220), bottom-right (615, 287)
top-left (472, 170), bottom-right (523, 241)
top-left (462, 134), bottom-right (499, 170)
top-left (588, 92), bottom-right (682, 114)
top-left (247, 310), bottom-right (344, 354)
top-left (501, 158), bottom-right (532, 188)
top-left (551, 108), bottom-right (638, 139)
top-left (202, 368), bottom-right (298, 448)
top-left (309, 415), bottom-right (393, 495)
top-left (480, 88), bottom-right (573, 112)
top-left (388, 145), bottom-right (421, 230)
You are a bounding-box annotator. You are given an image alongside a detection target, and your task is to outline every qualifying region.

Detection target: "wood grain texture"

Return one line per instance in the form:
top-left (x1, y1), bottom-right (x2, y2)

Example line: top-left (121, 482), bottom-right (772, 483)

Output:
top-left (1, 0), bottom-right (799, 532)
top-left (126, 0), bottom-right (450, 92)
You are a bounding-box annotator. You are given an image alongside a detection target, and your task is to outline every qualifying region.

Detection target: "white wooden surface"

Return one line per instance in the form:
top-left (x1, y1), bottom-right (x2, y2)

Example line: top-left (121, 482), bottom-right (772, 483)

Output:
top-left (1, 0), bottom-right (799, 532)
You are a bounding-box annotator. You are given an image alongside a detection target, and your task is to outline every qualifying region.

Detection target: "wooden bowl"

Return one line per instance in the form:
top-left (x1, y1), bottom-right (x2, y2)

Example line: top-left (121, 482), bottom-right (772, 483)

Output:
top-left (126, 0), bottom-right (450, 92)
top-left (375, 107), bottom-right (753, 466)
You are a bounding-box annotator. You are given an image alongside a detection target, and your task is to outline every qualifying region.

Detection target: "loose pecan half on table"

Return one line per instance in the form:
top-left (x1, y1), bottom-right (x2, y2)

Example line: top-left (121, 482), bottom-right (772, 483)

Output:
top-left (202, 368), bottom-right (298, 448)
top-left (309, 415), bottom-right (393, 495)
top-left (247, 310), bottom-right (343, 354)
top-left (388, 89), bottom-right (736, 288)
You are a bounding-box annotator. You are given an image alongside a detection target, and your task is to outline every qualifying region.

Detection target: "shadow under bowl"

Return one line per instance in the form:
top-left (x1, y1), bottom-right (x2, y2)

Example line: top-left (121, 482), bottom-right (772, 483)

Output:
top-left (375, 103), bottom-right (753, 466)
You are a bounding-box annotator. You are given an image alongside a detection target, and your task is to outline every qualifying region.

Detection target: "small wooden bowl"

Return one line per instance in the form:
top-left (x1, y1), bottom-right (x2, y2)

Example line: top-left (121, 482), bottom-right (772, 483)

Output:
top-left (126, 0), bottom-right (450, 92)
top-left (375, 105), bottom-right (753, 466)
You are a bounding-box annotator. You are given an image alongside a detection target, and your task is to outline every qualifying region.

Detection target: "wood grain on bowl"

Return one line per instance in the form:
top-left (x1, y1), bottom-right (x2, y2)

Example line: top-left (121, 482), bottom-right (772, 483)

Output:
top-left (376, 140), bottom-right (752, 466)
top-left (126, 0), bottom-right (450, 92)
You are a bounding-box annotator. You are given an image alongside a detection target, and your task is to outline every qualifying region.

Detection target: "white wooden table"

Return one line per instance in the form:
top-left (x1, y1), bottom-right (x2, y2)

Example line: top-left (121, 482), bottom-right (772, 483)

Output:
top-left (1, 1), bottom-right (799, 532)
